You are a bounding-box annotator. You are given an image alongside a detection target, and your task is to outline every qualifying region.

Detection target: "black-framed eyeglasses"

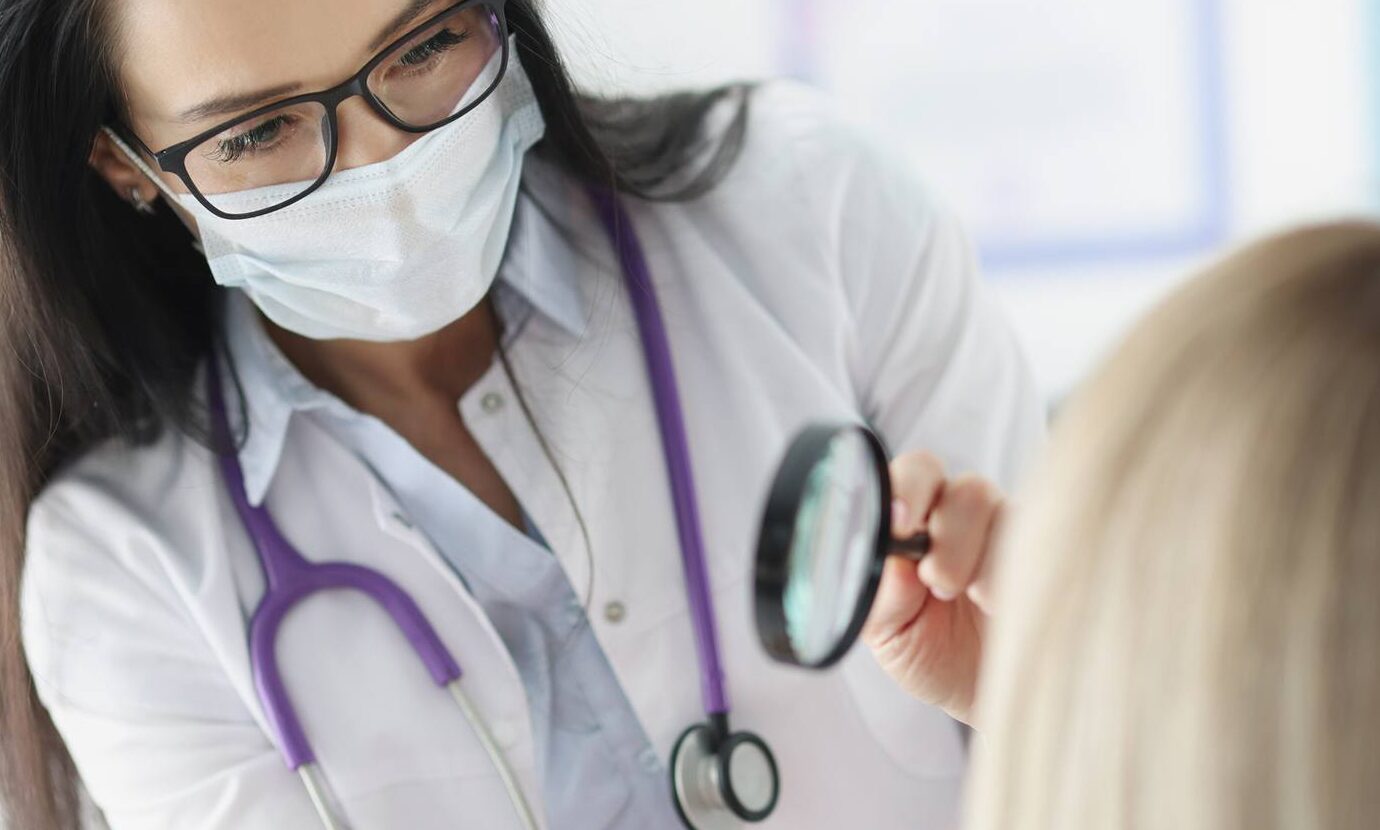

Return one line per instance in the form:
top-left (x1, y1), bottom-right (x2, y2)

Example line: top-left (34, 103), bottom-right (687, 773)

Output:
top-left (124, 0), bottom-right (510, 220)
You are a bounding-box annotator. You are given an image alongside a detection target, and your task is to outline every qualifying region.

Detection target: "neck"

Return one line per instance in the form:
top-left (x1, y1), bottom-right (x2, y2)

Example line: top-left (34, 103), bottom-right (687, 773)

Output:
top-left (262, 297), bottom-right (503, 413)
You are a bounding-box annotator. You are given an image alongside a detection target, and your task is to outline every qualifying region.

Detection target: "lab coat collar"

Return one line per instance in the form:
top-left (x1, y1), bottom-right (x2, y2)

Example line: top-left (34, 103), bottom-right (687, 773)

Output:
top-left (219, 162), bottom-right (594, 507)
top-left (503, 157), bottom-right (594, 339)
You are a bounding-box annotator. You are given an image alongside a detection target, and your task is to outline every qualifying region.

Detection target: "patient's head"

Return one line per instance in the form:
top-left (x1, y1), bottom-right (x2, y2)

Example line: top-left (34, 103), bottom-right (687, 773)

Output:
top-left (968, 222), bottom-right (1380, 830)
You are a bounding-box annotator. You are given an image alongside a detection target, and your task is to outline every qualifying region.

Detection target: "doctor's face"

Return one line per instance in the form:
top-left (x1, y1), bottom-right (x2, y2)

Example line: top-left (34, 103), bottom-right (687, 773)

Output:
top-left (109, 0), bottom-right (465, 190)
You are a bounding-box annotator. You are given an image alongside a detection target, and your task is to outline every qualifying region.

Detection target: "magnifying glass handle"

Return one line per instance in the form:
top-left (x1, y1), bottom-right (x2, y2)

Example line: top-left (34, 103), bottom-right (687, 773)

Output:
top-left (890, 531), bottom-right (931, 562)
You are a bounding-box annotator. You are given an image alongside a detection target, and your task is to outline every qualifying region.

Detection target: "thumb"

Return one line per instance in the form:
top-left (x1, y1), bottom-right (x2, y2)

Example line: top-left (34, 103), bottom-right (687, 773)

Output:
top-left (861, 555), bottom-right (931, 647)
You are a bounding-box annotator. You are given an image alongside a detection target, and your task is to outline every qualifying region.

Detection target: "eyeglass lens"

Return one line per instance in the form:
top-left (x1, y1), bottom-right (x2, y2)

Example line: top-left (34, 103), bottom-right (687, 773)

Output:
top-left (184, 4), bottom-right (503, 216)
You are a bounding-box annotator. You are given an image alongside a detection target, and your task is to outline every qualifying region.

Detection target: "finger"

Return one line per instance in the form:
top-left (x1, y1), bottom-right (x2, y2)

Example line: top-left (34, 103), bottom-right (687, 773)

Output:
top-left (919, 474), bottom-right (1001, 602)
top-left (965, 499), bottom-right (1007, 614)
top-left (861, 555), bottom-right (929, 647)
top-left (889, 451), bottom-right (946, 538)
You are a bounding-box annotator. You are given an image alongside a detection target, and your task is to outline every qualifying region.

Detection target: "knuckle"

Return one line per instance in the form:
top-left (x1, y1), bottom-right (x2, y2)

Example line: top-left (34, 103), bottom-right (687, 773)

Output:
top-left (946, 475), bottom-right (1002, 513)
top-left (890, 450), bottom-right (945, 482)
top-left (927, 556), bottom-right (962, 582)
top-left (914, 450), bottom-right (946, 479)
top-left (920, 557), bottom-right (964, 592)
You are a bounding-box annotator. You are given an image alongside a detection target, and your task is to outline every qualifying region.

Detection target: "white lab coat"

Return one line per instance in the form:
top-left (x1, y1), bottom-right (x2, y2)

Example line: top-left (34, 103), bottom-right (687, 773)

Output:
top-left (21, 83), bottom-right (1042, 829)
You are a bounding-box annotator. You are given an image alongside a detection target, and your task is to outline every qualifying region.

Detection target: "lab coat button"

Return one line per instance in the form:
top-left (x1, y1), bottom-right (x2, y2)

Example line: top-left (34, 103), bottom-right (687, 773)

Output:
top-left (603, 601), bottom-right (627, 623)
top-left (480, 392), bottom-right (505, 413)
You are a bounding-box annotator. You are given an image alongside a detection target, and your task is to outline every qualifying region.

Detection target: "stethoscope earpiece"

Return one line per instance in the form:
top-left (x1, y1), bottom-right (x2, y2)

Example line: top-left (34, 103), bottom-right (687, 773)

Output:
top-left (670, 716), bottom-right (780, 829)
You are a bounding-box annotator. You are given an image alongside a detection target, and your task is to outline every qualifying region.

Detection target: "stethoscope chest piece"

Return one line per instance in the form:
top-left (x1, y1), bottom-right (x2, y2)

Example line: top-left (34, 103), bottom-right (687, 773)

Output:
top-left (670, 717), bottom-right (780, 829)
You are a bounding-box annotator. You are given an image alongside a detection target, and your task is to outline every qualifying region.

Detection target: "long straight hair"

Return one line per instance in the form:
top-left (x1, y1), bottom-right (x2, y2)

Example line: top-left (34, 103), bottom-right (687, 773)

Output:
top-left (966, 223), bottom-right (1380, 830)
top-left (0, 1), bottom-right (749, 827)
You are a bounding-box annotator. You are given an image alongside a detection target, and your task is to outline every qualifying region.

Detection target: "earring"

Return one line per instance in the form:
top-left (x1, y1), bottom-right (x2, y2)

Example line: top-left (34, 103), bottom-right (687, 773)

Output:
top-left (128, 186), bottom-right (156, 216)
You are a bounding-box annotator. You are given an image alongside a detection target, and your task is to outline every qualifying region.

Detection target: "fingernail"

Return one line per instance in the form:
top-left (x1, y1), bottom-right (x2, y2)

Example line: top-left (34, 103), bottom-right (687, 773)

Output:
top-left (891, 499), bottom-right (909, 532)
top-left (930, 585), bottom-right (957, 602)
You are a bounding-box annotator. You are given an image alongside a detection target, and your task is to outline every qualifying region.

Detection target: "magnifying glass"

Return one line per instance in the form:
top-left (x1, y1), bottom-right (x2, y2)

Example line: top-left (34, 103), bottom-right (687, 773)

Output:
top-left (753, 424), bottom-right (930, 669)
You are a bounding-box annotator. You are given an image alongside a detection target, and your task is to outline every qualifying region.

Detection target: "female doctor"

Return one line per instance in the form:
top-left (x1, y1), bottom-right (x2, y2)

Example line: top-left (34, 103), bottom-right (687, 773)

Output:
top-left (0, 0), bottom-right (1041, 828)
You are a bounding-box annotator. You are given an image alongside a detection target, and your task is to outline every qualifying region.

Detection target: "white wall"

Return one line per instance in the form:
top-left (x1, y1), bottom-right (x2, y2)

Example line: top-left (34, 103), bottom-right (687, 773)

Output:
top-left (545, 0), bottom-right (1378, 402)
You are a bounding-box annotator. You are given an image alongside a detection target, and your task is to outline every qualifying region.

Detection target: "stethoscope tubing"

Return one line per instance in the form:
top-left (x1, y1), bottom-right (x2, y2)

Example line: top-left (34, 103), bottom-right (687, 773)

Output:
top-left (588, 188), bottom-right (780, 827)
top-left (207, 185), bottom-right (747, 828)
top-left (207, 358), bottom-right (539, 830)
top-left (584, 186), bottom-right (732, 718)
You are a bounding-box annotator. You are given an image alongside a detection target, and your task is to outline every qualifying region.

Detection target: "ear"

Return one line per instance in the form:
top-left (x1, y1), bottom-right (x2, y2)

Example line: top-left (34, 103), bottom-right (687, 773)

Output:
top-left (89, 130), bottom-right (160, 210)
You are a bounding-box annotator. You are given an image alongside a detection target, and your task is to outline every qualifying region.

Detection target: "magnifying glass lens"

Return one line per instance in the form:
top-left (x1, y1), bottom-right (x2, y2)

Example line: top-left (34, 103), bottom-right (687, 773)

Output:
top-left (781, 429), bottom-right (883, 664)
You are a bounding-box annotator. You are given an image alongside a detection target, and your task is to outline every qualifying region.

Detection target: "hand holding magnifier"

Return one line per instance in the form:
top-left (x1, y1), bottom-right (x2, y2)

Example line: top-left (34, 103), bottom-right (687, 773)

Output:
top-left (753, 424), bottom-right (934, 669)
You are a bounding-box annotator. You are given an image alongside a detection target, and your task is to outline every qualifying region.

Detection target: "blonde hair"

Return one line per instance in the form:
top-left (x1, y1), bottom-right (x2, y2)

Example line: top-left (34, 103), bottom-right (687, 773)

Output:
top-left (966, 222), bottom-right (1380, 830)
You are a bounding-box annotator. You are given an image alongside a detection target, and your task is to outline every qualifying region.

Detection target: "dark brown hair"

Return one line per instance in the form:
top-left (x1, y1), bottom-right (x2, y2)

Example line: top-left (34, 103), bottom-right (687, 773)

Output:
top-left (0, 1), bottom-right (749, 826)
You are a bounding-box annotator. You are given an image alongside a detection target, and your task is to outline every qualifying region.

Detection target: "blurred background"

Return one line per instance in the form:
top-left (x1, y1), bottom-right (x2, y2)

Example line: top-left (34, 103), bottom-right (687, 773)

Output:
top-left (543, 0), bottom-right (1375, 405)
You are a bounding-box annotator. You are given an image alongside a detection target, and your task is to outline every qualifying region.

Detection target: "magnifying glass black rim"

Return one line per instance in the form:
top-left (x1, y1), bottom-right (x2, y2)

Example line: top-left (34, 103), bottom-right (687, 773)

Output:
top-left (754, 423), bottom-right (892, 670)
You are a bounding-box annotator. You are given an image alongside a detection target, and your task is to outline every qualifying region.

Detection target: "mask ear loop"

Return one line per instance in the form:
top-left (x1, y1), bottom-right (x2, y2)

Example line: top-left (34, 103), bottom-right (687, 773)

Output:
top-left (101, 126), bottom-right (206, 253)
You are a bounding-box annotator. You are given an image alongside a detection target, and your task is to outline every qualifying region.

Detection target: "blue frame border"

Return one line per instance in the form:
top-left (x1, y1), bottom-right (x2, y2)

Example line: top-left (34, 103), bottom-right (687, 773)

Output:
top-left (781, 0), bottom-right (1232, 271)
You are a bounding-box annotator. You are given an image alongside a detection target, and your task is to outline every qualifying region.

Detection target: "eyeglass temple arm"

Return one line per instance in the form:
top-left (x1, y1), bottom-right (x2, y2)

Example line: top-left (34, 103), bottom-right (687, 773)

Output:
top-left (100, 127), bottom-right (183, 203)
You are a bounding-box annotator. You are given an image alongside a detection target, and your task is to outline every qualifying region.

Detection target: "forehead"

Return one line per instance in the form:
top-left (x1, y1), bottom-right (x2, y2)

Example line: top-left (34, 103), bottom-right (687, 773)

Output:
top-left (113, 0), bottom-right (426, 129)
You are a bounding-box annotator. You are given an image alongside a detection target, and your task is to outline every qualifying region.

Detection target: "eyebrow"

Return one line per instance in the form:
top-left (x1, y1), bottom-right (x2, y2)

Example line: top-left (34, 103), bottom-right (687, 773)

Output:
top-left (177, 82), bottom-right (304, 124)
top-left (369, 0), bottom-right (439, 52)
top-left (175, 0), bottom-right (439, 125)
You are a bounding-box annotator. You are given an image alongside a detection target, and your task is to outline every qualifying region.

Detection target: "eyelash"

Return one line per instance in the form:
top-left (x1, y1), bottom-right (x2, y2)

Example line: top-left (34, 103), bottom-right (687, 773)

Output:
top-left (203, 25), bottom-right (471, 164)
top-left (212, 114), bottom-right (298, 164)
top-left (394, 28), bottom-right (469, 71)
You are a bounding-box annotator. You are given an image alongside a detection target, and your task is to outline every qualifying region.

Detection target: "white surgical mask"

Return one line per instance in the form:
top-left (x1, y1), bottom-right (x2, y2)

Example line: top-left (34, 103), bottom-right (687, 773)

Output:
top-left (110, 45), bottom-right (545, 341)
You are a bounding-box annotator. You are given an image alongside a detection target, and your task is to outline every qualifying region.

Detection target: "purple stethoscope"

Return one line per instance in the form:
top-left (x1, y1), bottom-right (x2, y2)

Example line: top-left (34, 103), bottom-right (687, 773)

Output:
top-left (208, 189), bottom-right (780, 829)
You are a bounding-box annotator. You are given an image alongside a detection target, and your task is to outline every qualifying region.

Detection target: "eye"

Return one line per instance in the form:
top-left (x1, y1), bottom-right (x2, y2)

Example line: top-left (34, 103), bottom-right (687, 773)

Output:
top-left (210, 114), bottom-right (297, 164)
top-left (394, 27), bottom-right (469, 71)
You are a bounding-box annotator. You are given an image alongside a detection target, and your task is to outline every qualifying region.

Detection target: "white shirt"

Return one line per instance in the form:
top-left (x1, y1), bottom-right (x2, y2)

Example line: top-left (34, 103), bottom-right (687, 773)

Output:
top-left (22, 82), bottom-right (1043, 830)
top-left (217, 247), bottom-right (683, 827)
